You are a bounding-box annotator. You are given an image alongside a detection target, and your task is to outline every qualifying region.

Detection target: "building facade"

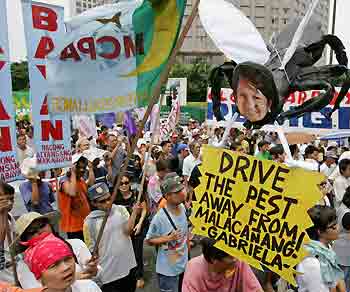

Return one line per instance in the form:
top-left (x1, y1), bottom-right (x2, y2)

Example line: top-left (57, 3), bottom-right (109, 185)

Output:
top-left (178, 0), bottom-right (330, 65)
top-left (70, 0), bottom-right (114, 16)
top-left (69, 0), bottom-right (330, 65)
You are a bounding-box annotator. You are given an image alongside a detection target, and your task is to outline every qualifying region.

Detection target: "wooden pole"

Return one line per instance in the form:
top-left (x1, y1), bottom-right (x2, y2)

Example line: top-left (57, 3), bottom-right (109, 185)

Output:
top-left (92, 0), bottom-right (201, 256)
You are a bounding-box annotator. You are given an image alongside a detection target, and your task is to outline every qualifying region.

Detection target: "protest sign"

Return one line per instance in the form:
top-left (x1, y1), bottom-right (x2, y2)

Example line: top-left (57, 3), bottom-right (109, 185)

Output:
top-left (207, 87), bottom-right (350, 133)
top-left (22, 1), bottom-right (72, 170)
top-left (190, 146), bottom-right (324, 284)
top-left (161, 78), bottom-right (188, 106)
top-left (46, 0), bottom-right (187, 114)
top-left (72, 114), bottom-right (97, 138)
top-left (0, 1), bottom-right (21, 182)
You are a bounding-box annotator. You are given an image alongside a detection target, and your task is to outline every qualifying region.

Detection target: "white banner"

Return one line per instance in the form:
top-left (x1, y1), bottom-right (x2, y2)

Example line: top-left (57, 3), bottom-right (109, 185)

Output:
top-left (22, 1), bottom-right (72, 170)
top-left (0, 0), bottom-right (21, 182)
top-left (207, 87), bottom-right (350, 134)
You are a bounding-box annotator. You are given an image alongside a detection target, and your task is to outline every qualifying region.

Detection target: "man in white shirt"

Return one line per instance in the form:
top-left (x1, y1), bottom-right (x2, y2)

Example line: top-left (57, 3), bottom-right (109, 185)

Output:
top-left (302, 145), bottom-right (320, 171)
top-left (16, 134), bottom-right (34, 166)
top-left (183, 142), bottom-right (201, 184)
top-left (320, 151), bottom-right (338, 177)
top-left (334, 158), bottom-right (350, 207)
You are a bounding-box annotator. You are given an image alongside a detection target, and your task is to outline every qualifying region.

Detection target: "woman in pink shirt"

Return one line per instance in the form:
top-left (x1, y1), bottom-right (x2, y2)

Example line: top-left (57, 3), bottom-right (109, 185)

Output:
top-left (182, 238), bottom-right (263, 292)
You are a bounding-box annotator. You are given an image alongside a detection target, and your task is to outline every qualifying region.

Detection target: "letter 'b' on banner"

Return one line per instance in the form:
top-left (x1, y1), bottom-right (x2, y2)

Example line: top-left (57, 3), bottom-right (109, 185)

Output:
top-left (0, 1), bottom-right (21, 182)
top-left (22, 1), bottom-right (72, 170)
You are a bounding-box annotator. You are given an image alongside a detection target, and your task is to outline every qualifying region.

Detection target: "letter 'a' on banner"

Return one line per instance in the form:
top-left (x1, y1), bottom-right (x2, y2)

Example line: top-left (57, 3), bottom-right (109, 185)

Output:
top-left (190, 146), bottom-right (325, 285)
top-left (46, 0), bottom-right (187, 114)
top-left (22, 1), bottom-right (72, 170)
top-left (0, 1), bottom-right (21, 182)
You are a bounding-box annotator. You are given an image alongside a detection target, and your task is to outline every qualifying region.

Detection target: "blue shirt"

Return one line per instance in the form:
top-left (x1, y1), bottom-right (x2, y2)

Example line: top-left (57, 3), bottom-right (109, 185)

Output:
top-left (19, 180), bottom-right (55, 214)
top-left (146, 204), bottom-right (188, 276)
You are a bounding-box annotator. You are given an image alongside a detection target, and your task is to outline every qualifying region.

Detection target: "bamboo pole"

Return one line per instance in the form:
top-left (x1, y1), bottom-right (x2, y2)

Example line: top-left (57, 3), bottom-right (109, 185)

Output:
top-left (92, 0), bottom-right (201, 256)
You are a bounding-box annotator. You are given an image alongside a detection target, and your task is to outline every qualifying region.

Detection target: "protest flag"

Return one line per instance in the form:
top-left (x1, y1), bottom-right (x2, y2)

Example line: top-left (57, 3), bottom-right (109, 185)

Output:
top-left (123, 110), bottom-right (137, 137)
top-left (46, 0), bottom-right (187, 114)
top-left (91, 0), bottom-right (201, 256)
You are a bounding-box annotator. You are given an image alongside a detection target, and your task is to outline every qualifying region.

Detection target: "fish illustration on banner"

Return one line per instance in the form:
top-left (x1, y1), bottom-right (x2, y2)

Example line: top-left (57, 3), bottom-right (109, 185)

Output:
top-left (201, 0), bottom-right (350, 129)
top-left (46, 0), bottom-right (187, 114)
top-left (0, 0), bottom-right (21, 181)
top-left (22, 1), bottom-right (72, 171)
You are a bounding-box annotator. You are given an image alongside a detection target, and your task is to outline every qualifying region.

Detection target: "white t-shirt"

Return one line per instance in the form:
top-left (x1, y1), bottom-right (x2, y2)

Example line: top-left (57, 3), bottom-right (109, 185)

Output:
top-left (320, 163), bottom-right (335, 177)
top-left (19, 239), bottom-right (92, 289)
top-left (334, 175), bottom-right (350, 205)
top-left (296, 257), bottom-right (329, 292)
top-left (84, 205), bottom-right (136, 285)
top-left (72, 279), bottom-right (101, 292)
top-left (182, 154), bottom-right (201, 178)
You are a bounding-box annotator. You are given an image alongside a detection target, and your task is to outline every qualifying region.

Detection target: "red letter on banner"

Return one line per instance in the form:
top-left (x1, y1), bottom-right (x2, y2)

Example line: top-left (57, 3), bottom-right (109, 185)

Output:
top-left (0, 99), bottom-right (12, 151)
top-left (0, 128), bottom-right (12, 152)
top-left (35, 37), bottom-right (55, 59)
top-left (97, 36), bottom-right (121, 59)
top-left (77, 37), bottom-right (96, 60)
top-left (32, 5), bottom-right (58, 32)
top-left (60, 43), bottom-right (81, 61)
top-left (41, 120), bottom-right (63, 141)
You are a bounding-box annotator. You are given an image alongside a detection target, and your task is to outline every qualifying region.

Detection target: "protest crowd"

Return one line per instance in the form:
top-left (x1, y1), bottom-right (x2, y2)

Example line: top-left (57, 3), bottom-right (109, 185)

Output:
top-left (1, 116), bottom-right (350, 292)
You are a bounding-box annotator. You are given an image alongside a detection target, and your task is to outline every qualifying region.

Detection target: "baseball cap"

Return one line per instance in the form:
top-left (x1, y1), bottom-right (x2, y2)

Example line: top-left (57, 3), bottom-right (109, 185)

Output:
top-left (161, 172), bottom-right (184, 195)
top-left (87, 182), bottom-right (110, 201)
top-left (177, 144), bottom-right (189, 153)
top-left (137, 138), bottom-right (147, 148)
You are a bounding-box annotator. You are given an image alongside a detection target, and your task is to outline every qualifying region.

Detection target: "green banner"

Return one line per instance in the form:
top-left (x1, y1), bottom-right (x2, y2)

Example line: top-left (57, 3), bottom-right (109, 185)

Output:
top-left (160, 105), bottom-right (206, 125)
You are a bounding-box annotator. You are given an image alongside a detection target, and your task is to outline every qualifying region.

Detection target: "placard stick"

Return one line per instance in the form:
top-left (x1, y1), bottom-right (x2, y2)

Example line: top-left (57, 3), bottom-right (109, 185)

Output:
top-left (92, 0), bottom-right (201, 256)
top-left (274, 121), bottom-right (293, 160)
top-left (6, 220), bottom-right (20, 287)
top-left (136, 97), bottom-right (164, 203)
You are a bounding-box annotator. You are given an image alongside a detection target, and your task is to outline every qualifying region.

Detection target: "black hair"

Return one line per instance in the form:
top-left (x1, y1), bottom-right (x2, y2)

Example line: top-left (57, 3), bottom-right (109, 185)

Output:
top-left (231, 62), bottom-right (282, 129)
top-left (156, 159), bottom-right (169, 172)
top-left (304, 145), bottom-right (319, 158)
top-left (201, 237), bottom-right (230, 263)
top-left (270, 145), bottom-right (284, 157)
top-left (306, 205), bottom-right (337, 241)
top-left (0, 180), bottom-right (15, 195)
top-left (258, 140), bottom-right (269, 150)
top-left (339, 159), bottom-right (350, 175)
top-left (160, 140), bottom-right (171, 148)
top-left (342, 186), bottom-right (350, 208)
top-left (289, 144), bottom-right (298, 157)
top-left (16, 133), bottom-right (26, 139)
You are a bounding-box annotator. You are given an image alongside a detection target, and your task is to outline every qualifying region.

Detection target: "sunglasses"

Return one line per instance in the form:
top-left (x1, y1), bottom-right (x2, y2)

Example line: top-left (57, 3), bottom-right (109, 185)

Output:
top-left (326, 222), bottom-right (338, 230)
top-left (96, 196), bottom-right (111, 204)
top-left (121, 181), bottom-right (130, 186)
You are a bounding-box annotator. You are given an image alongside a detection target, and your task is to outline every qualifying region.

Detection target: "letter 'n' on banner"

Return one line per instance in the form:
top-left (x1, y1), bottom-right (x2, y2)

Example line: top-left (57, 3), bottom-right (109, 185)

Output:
top-left (21, 1), bottom-right (72, 170)
top-left (0, 1), bottom-right (21, 181)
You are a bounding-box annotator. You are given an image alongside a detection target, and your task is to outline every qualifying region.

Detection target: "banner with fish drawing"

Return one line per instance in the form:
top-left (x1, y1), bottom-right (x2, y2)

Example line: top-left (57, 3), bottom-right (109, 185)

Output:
top-left (46, 0), bottom-right (187, 114)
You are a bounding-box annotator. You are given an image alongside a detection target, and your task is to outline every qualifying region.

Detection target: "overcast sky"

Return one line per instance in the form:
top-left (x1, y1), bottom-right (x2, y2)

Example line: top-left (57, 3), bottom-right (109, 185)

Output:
top-left (6, 0), bottom-right (350, 63)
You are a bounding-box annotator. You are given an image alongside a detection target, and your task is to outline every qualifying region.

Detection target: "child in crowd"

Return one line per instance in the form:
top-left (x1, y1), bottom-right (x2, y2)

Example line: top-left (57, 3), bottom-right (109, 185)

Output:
top-left (146, 173), bottom-right (188, 292)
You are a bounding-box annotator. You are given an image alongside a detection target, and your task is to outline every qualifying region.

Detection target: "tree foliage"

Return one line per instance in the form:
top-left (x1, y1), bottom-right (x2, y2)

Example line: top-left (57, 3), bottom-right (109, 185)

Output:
top-left (11, 61), bottom-right (29, 91)
top-left (170, 59), bottom-right (212, 102)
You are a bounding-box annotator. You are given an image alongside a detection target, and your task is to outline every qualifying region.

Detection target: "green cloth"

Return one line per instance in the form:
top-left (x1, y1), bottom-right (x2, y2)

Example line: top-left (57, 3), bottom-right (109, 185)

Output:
top-left (305, 240), bottom-right (344, 288)
top-left (256, 151), bottom-right (272, 160)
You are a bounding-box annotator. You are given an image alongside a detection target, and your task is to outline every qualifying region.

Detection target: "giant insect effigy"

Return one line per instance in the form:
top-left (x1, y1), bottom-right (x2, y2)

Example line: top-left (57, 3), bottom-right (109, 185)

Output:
top-left (200, 0), bottom-right (350, 129)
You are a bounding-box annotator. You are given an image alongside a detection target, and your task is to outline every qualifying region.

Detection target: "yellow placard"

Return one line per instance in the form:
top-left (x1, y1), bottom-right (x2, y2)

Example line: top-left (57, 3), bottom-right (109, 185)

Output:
top-left (190, 146), bottom-right (325, 285)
